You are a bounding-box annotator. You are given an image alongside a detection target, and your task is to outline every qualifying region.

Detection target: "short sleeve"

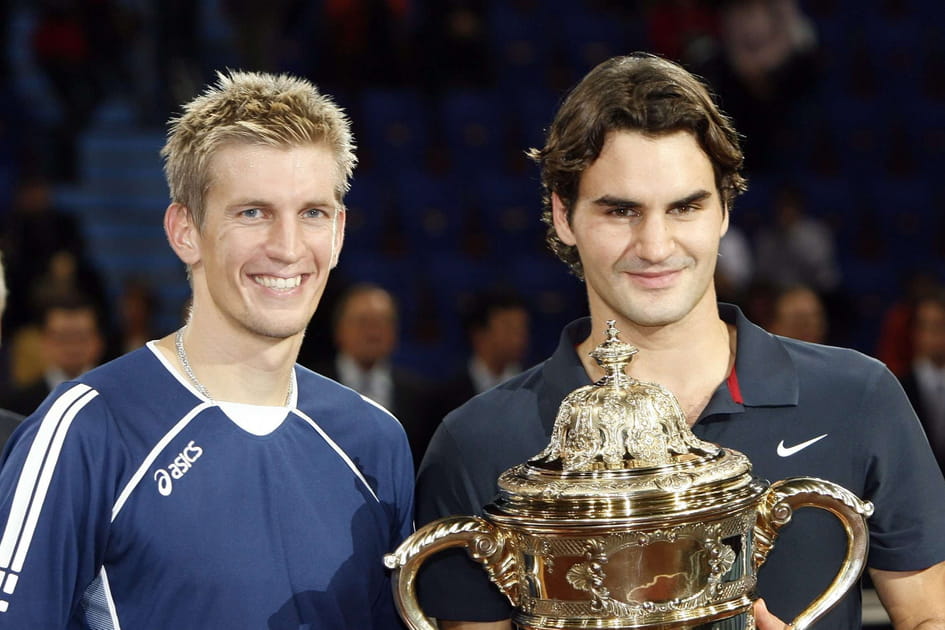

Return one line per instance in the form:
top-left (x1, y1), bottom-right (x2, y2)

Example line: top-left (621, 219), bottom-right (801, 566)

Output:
top-left (860, 365), bottom-right (945, 571)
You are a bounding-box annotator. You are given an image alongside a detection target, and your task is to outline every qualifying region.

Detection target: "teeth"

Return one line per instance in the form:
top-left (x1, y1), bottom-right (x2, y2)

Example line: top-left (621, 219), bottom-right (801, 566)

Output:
top-left (255, 275), bottom-right (301, 290)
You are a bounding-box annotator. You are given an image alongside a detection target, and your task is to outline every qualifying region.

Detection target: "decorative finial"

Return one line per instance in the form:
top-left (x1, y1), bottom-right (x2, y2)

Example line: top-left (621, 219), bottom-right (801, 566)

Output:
top-left (588, 320), bottom-right (638, 383)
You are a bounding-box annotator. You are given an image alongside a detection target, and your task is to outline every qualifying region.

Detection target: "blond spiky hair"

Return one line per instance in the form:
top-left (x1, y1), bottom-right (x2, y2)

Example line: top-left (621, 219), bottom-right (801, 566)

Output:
top-left (161, 70), bottom-right (357, 229)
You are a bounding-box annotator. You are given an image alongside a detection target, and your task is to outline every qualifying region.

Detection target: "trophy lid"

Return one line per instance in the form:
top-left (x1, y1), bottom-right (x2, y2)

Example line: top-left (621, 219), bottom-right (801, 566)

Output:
top-left (491, 321), bottom-right (759, 521)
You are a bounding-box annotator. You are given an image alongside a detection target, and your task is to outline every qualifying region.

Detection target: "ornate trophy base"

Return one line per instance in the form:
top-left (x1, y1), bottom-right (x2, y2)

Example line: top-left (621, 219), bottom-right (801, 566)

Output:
top-left (514, 608), bottom-right (754, 629)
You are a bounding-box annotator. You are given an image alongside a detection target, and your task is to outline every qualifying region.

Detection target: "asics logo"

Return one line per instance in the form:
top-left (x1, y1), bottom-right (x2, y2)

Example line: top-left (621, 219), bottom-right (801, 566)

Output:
top-left (154, 440), bottom-right (204, 496)
top-left (777, 434), bottom-right (828, 457)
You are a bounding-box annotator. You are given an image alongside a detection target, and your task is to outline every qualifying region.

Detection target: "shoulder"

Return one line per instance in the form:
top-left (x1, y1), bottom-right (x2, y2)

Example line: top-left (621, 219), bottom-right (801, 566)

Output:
top-left (778, 337), bottom-right (894, 391)
top-left (77, 347), bottom-right (202, 426)
top-left (294, 365), bottom-right (414, 507)
top-left (441, 363), bottom-right (544, 435)
top-left (79, 346), bottom-right (168, 396)
top-left (1, 381), bottom-right (118, 477)
top-left (423, 362), bottom-right (551, 482)
top-left (778, 335), bottom-right (877, 365)
top-left (295, 365), bottom-right (407, 439)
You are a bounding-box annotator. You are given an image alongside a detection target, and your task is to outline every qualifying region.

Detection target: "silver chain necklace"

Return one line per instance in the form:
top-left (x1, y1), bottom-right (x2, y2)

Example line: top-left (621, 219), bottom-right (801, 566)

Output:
top-left (175, 327), bottom-right (294, 405)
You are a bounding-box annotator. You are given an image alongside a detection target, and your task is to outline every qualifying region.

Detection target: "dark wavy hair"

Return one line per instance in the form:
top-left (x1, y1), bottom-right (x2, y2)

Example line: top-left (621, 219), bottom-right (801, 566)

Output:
top-left (527, 53), bottom-right (748, 279)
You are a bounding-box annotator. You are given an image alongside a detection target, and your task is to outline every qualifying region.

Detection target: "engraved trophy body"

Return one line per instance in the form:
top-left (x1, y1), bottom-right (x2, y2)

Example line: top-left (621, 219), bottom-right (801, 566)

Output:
top-left (385, 322), bottom-right (873, 629)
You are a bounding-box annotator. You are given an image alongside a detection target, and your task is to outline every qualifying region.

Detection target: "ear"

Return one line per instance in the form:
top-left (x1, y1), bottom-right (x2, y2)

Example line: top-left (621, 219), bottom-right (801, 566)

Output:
top-left (165, 203), bottom-right (201, 265)
top-left (551, 192), bottom-right (577, 246)
top-left (720, 203), bottom-right (730, 238)
top-left (330, 206), bottom-right (346, 269)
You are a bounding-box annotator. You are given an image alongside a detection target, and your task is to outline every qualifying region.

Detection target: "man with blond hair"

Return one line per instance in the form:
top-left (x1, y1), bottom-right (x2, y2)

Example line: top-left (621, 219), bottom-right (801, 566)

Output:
top-left (0, 71), bottom-right (414, 629)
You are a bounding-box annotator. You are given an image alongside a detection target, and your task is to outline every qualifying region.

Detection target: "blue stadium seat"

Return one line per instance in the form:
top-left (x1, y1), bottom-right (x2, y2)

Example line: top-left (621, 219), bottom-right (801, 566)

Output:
top-left (486, 2), bottom-right (556, 90)
top-left (357, 88), bottom-right (433, 173)
top-left (437, 88), bottom-right (506, 175)
top-left (392, 170), bottom-right (468, 254)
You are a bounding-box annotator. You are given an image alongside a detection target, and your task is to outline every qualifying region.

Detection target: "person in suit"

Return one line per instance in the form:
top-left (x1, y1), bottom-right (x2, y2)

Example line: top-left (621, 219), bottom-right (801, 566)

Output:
top-left (315, 282), bottom-right (437, 468)
top-left (1, 291), bottom-right (104, 417)
top-left (767, 284), bottom-right (827, 345)
top-left (437, 289), bottom-right (531, 417)
top-left (900, 289), bottom-right (945, 473)
top-left (0, 251), bottom-right (24, 447)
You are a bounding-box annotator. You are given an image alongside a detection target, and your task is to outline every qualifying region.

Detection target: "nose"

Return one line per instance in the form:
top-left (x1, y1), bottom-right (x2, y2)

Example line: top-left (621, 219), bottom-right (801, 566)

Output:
top-left (266, 216), bottom-right (303, 262)
top-left (632, 214), bottom-right (674, 263)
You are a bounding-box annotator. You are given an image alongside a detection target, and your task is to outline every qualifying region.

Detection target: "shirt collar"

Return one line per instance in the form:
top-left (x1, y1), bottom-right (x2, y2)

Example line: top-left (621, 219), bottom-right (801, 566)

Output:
top-left (715, 303), bottom-right (799, 410)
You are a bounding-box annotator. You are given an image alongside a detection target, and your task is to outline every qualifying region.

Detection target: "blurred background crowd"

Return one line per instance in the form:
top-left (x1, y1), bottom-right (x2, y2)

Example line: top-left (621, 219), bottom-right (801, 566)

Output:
top-left (0, 0), bottom-right (943, 477)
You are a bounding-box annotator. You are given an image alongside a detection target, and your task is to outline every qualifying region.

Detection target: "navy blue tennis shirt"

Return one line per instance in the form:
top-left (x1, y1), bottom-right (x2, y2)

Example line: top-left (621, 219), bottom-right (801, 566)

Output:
top-left (416, 303), bottom-right (945, 628)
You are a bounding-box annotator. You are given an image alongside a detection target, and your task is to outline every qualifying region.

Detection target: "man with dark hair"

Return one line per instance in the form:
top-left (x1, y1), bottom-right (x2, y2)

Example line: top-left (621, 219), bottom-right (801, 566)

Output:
top-left (437, 289), bottom-right (531, 416)
top-left (1, 291), bottom-right (104, 416)
top-left (767, 284), bottom-right (828, 345)
top-left (416, 53), bottom-right (945, 629)
top-left (317, 282), bottom-right (438, 467)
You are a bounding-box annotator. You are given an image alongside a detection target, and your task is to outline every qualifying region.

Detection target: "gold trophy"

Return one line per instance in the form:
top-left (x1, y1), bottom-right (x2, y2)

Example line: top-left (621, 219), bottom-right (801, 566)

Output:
top-left (385, 321), bottom-right (873, 629)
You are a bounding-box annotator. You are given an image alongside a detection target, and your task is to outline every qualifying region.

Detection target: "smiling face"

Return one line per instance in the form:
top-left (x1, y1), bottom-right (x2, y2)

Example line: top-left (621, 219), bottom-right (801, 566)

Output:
top-left (182, 142), bottom-right (344, 342)
top-left (553, 130), bottom-right (728, 330)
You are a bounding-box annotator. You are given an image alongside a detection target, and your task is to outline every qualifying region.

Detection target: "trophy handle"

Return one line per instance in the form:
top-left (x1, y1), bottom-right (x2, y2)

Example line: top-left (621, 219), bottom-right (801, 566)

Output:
top-left (752, 477), bottom-right (874, 630)
top-left (384, 515), bottom-right (520, 630)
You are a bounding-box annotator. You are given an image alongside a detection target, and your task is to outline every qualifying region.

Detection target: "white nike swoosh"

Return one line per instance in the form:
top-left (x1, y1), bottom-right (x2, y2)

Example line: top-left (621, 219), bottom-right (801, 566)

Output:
top-left (777, 433), bottom-right (829, 457)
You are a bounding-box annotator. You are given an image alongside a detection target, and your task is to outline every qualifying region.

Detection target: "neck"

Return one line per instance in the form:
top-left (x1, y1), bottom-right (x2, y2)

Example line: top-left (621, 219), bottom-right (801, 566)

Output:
top-left (158, 317), bottom-right (300, 406)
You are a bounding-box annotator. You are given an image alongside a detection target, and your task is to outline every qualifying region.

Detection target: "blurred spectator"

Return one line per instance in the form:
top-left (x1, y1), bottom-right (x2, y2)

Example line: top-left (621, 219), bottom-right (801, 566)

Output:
top-left (877, 272), bottom-right (942, 378)
top-left (767, 284), bottom-right (828, 344)
top-left (695, 0), bottom-right (819, 172)
top-left (716, 222), bottom-right (754, 303)
top-left (754, 183), bottom-right (841, 294)
top-left (437, 289), bottom-right (530, 417)
top-left (644, 0), bottom-right (718, 66)
top-left (312, 283), bottom-right (438, 469)
top-left (0, 251), bottom-right (24, 447)
top-left (117, 278), bottom-right (158, 354)
top-left (0, 176), bottom-right (109, 336)
top-left (1, 291), bottom-right (105, 417)
top-left (900, 290), bottom-right (945, 473)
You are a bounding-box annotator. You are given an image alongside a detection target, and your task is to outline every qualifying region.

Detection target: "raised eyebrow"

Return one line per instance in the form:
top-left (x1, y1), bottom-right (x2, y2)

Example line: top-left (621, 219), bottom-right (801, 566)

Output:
top-left (671, 190), bottom-right (713, 208)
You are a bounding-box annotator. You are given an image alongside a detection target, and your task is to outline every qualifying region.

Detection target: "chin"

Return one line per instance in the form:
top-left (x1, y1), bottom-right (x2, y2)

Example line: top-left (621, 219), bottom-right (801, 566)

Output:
top-left (243, 316), bottom-right (310, 341)
top-left (621, 304), bottom-right (691, 328)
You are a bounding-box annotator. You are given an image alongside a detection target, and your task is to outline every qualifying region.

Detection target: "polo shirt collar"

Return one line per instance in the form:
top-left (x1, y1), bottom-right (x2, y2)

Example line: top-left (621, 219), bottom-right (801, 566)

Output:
top-left (711, 303), bottom-right (799, 412)
top-left (542, 304), bottom-right (798, 432)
